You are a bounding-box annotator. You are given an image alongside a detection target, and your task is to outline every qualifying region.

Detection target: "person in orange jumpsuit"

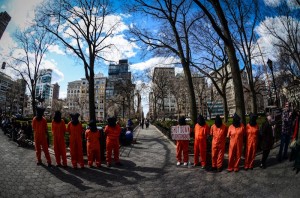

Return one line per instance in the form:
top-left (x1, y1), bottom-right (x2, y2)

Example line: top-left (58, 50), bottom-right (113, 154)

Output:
top-left (176, 116), bottom-right (190, 166)
top-left (51, 111), bottom-right (67, 167)
top-left (194, 114), bottom-right (209, 168)
top-left (104, 117), bottom-right (122, 167)
top-left (244, 113), bottom-right (259, 170)
top-left (210, 115), bottom-right (227, 172)
top-left (32, 107), bottom-right (52, 167)
top-left (227, 113), bottom-right (245, 172)
top-left (85, 120), bottom-right (101, 168)
top-left (67, 113), bottom-right (84, 169)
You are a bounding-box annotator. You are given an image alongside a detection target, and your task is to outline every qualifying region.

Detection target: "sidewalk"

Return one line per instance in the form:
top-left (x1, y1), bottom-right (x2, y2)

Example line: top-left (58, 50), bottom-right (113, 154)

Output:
top-left (0, 125), bottom-right (299, 198)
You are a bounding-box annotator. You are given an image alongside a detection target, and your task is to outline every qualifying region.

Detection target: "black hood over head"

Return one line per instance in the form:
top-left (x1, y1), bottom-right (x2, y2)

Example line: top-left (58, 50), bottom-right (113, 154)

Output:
top-left (36, 107), bottom-right (45, 121)
top-left (70, 113), bottom-right (80, 125)
top-left (178, 116), bottom-right (186, 126)
top-left (232, 113), bottom-right (241, 128)
top-left (215, 115), bottom-right (222, 128)
top-left (88, 119), bottom-right (97, 132)
top-left (107, 117), bottom-right (117, 127)
top-left (249, 113), bottom-right (257, 127)
top-left (197, 114), bottom-right (205, 126)
top-left (53, 111), bottom-right (61, 123)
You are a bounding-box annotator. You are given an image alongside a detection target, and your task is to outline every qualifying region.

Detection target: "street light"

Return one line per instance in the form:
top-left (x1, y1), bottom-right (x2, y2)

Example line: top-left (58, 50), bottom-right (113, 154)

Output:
top-left (267, 59), bottom-right (279, 107)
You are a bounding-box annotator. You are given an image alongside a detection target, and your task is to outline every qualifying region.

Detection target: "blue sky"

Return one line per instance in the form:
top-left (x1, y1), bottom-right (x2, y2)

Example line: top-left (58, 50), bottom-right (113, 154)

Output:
top-left (0, 0), bottom-right (299, 115)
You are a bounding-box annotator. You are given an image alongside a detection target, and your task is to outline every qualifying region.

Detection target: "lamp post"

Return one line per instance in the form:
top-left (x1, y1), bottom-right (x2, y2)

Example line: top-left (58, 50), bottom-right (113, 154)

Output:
top-left (267, 59), bottom-right (279, 107)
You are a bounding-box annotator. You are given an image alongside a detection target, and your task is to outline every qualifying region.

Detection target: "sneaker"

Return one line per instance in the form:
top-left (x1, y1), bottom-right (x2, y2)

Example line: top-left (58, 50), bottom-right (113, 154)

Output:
top-left (183, 162), bottom-right (188, 166)
top-left (176, 162), bottom-right (181, 166)
top-left (201, 166), bottom-right (206, 169)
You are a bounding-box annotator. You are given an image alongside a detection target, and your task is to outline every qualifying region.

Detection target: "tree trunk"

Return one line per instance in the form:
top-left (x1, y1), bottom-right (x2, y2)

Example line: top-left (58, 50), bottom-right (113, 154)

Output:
top-left (31, 90), bottom-right (36, 116)
top-left (88, 72), bottom-right (96, 121)
top-left (250, 83), bottom-right (258, 114)
top-left (182, 63), bottom-right (197, 124)
top-left (222, 93), bottom-right (229, 123)
top-left (226, 45), bottom-right (246, 124)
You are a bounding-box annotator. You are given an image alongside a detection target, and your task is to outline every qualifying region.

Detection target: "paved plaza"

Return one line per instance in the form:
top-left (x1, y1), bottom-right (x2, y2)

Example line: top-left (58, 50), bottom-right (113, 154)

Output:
top-left (0, 125), bottom-right (299, 198)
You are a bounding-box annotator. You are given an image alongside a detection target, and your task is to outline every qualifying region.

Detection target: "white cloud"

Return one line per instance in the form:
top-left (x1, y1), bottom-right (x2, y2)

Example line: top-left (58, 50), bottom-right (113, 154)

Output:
top-left (48, 44), bottom-right (65, 55)
top-left (130, 56), bottom-right (180, 71)
top-left (5, 0), bottom-right (43, 29)
top-left (264, 0), bottom-right (282, 7)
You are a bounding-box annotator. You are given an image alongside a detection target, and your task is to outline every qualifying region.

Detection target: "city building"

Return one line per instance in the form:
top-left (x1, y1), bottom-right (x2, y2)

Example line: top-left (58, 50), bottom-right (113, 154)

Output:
top-left (51, 83), bottom-right (60, 100)
top-left (0, 11), bottom-right (11, 40)
top-left (35, 69), bottom-right (52, 107)
top-left (66, 73), bottom-right (107, 121)
top-left (106, 59), bottom-right (135, 119)
top-left (0, 71), bottom-right (26, 115)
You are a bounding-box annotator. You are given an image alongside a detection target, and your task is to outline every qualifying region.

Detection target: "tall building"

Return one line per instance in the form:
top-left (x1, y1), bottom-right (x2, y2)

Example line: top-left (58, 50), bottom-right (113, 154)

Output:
top-left (0, 11), bottom-right (11, 40)
top-left (35, 69), bottom-right (52, 107)
top-left (106, 59), bottom-right (135, 119)
top-left (52, 83), bottom-right (60, 100)
top-left (67, 73), bottom-right (107, 121)
top-left (0, 71), bottom-right (26, 115)
top-left (151, 67), bottom-right (176, 119)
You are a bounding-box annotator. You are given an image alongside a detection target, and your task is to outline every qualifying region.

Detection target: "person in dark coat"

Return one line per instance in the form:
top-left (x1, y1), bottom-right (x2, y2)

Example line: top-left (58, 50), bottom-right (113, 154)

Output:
top-left (260, 115), bottom-right (274, 169)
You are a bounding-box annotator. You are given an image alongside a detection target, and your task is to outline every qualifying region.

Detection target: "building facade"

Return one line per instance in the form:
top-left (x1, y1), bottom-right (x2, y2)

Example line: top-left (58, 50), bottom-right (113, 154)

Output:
top-left (35, 69), bottom-right (52, 107)
top-left (0, 11), bottom-right (11, 40)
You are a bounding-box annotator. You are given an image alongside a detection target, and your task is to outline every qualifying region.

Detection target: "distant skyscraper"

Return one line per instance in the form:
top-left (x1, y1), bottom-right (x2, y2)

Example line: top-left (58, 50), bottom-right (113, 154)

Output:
top-left (0, 11), bottom-right (11, 40)
top-left (52, 83), bottom-right (60, 100)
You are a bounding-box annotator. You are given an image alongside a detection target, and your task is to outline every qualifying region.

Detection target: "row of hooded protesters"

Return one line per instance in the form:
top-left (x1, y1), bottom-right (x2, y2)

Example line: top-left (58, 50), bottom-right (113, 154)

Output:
top-left (32, 107), bottom-right (122, 168)
top-left (176, 113), bottom-right (275, 172)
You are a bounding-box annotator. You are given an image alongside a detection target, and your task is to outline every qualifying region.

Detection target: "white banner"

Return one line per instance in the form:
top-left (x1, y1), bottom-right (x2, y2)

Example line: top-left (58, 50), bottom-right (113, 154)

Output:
top-left (171, 125), bottom-right (190, 140)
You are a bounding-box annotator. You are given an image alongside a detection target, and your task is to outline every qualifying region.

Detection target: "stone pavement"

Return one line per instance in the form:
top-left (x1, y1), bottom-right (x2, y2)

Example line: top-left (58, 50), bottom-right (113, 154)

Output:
top-left (0, 125), bottom-right (299, 198)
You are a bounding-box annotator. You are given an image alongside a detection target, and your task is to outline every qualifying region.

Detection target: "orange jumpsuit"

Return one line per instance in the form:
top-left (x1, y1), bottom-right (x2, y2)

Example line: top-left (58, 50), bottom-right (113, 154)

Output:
top-left (210, 124), bottom-right (227, 169)
top-left (176, 140), bottom-right (189, 163)
top-left (227, 123), bottom-right (245, 172)
top-left (32, 117), bottom-right (51, 164)
top-left (52, 120), bottom-right (67, 166)
top-left (67, 122), bottom-right (84, 168)
top-left (85, 129), bottom-right (101, 167)
top-left (104, 124), bottom-right (121, 164)
top-left (244, 124), bottom-right (259, 169)
top-left (194, 123), bottom-right (209, 167)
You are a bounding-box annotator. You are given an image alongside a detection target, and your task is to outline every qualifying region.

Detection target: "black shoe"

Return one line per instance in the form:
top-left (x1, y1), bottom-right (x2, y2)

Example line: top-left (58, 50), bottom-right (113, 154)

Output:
top-left (37, 162), bottom-right (42, 166)
top-left (115, 162), bottom-right (123, 166)
top-left (211, 167), bottom-right (217, 172)
top-left (296, 169), bottom-right (300, 174)
top-left (48, 163), bottom-right (52, 168)
top-left (217, 168), bottom-right (222, 172)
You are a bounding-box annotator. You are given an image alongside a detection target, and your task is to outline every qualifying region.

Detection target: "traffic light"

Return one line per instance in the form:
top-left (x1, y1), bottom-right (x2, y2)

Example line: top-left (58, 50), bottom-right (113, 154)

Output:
top-left (1, 62), bottom-right (6, 69)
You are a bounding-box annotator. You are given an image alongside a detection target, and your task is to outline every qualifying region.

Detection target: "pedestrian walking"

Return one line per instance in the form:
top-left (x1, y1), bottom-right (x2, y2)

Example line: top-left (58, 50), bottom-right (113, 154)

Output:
top-left (51, 111), bottom-right (67, 167)
top-left (227, 113), bottom-right (245, 172)
top-left (260, 115), bottom-right (275, 169)
top-left (104, 117), bottom-right (122, 167)
top-left (278, 102), bottom-right (293, 162)
top-left (32, 107), bottom-right (52, 167)
top-left (210, 115), bottom-right (227, 172)
top-left (85, 120), bottom-right (101, 168)
top-left (176, 116), bottom-right (190, 166)
top-left (194, 114), bottom-right (209, 169)
top-left (67, 113), bottom-right (84, 169)
top-left (244, 113), bottom-right (259, 170)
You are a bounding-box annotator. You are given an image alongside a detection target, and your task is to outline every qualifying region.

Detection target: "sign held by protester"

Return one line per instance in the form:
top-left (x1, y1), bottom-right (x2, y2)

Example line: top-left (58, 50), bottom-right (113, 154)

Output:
top-left (171, 125), bottom-right (190, 140)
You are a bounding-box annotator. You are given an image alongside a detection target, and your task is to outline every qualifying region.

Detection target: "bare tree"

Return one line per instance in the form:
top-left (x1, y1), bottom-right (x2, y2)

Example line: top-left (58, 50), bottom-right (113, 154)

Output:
top-left (223, 0), bottom-right (261, 114)
top-left (261, 1), bottom-right (300, 80)
top-left (128, 0), bottom-right (203, 123)
top-left (36, 0), bottom-right (119, 121)
top-left (7, 25), bottom-right (55, 116)
top-left (193, 0), bottom-right (246, 123)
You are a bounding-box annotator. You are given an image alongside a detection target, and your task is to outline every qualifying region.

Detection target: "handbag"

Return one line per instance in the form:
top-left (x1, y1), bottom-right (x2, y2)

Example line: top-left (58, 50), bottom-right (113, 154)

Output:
top-left (290, 139), bottom-right (297, 149)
